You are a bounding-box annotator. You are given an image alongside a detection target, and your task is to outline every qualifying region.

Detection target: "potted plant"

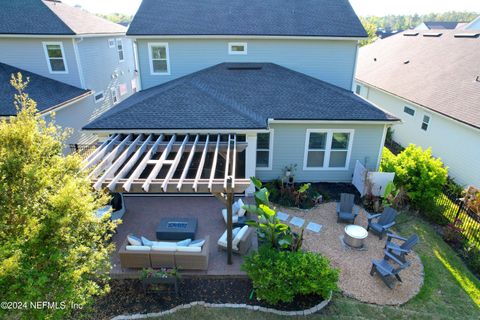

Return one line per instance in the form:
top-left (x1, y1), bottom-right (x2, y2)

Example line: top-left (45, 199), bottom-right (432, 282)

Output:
top-left (140, 268), bottom-right (179, 296)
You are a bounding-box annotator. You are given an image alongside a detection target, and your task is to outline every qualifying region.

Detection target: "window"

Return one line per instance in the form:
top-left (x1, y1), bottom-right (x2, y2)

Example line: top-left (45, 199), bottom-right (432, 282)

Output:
top-left (111, 87), bottom-right (119, 104)
top-left (42, 42), bottom-right (67, 73)
top-left (108, 38), bottom-right (115, 48)
top-left (119, 83), bottom-right (128, 96)
top-left (304, 130), bottom-right (354, 170)
top-left (116, 38), bottom-right (124, 62)
top-left (256, 131), bottom-right (273, 169)
top-left (148, 43), bottom-right (170, 75)
top-left (403, 106), bottom-right (415, 116)
top-left (355, 84), bottom-right (361, 95)
top-left (94, 91), bottom-right (105, 103)
top-left (228, 42), bottom-right (247, 55)
top-left (421, 115), bottom-right (430, 131)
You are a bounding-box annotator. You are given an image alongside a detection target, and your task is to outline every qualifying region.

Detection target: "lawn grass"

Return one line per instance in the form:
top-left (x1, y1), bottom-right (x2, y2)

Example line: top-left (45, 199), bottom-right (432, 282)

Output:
top-left (151, 214), bottom-right (479, 320)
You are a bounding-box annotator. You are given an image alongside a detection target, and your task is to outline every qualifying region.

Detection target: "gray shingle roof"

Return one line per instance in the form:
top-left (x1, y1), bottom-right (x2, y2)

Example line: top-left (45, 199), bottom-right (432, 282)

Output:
top-left (84, 63), bottom-right (397, 131)
top-left (127, 0), bottom-right (367, 38)
top-left (0, 62), bottom-right (90, 116)
top-left (0, 0), bottom-right (126, 35)
top-left (356, 30), bottom-right (480, 129)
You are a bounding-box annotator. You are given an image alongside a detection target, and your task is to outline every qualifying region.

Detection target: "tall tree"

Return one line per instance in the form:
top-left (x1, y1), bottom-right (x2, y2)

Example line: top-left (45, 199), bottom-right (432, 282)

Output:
top-left (0, 74), bottom-right (116, 319)
top-left (359, 17), bottom-right (377, 47)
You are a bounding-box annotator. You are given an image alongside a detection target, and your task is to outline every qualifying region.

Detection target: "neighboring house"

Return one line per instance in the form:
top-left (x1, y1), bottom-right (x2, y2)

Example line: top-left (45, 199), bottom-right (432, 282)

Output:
top-left (376, 28), bottom-right (403, 39)
top-left (0, 0), bottom-right (137, 149)
top-left (355, 30), bottom-right (480, 186)
top-left (415, 21), bottom-right (467, 30)
top-left (83, 0), bottom-right (399, 193)
top-left (465, 16), bottom-right (480, 30)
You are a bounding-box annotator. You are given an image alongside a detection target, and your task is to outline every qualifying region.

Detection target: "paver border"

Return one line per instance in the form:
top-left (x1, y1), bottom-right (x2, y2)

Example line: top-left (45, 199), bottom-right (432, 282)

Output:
top-left (111, 291), bottom-right (332, 319)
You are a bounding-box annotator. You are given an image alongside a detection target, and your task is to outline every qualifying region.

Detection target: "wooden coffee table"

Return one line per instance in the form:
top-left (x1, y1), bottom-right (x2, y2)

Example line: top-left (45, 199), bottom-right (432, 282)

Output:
top-left (156, 217), bottom-right (197, 240)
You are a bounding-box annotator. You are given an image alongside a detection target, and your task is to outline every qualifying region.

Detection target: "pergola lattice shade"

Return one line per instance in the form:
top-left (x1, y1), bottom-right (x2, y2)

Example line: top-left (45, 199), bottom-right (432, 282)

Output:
top-left (83, 133), bottom-right (250, 194)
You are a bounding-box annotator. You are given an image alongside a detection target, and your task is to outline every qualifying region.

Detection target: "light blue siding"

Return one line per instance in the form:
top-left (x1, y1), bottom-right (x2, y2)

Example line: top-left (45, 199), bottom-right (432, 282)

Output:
top-left (0, 37), bottom-right (82, 87)
top-left (78, 36), bottom-right (136, 98)
top-left (137, 39), bottom-right (358, 91)
top-left (256, 123), bottom-right (385, 182)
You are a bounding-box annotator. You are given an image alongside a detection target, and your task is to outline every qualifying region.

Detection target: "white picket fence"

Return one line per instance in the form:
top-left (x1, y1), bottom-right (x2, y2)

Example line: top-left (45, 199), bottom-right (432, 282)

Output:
top-left (352, 160), bottom-right (395, 196)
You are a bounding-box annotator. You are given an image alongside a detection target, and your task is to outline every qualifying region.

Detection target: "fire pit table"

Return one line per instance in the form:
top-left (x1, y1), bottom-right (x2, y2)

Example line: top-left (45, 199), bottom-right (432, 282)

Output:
top-left (344, 225), bottom-right (368, 248)
top-left (156, 217), bottom-right (197, 240)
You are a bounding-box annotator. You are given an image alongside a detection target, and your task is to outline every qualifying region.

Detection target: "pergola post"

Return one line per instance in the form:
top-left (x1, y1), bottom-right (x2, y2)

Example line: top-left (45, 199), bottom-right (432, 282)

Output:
top-left (226, 191), bottom-right (234, 265)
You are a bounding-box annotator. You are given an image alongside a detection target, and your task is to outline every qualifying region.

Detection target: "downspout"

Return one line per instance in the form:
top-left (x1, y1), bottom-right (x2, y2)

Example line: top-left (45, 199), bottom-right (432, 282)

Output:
top-left (72, 37), bottom-right (86, 89)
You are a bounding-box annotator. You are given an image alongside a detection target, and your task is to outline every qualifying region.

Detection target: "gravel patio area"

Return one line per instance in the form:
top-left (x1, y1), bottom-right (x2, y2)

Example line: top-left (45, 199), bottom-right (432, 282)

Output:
top-left (278, 202), bottom-right (424, 306)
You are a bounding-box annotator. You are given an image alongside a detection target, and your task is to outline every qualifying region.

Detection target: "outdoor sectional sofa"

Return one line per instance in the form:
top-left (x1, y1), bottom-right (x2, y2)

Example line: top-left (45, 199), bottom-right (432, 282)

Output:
top-left (119, 236), bottom-right (209, 270)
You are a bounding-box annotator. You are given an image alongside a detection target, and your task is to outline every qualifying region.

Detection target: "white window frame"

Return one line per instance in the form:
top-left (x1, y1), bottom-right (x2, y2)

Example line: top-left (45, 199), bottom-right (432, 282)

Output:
top-left (93, 91), bottom-right (105, 103)
top-left (303, 129), bottom-right (354, 171)
top-left (256, 130), bottom-right (274, 170)
top-left (148, 42), bottom-right (171, 75)
top-left (110, 87), bottom-right (119, 104)
top-left (421, 115), bottom-right (430, 131)
top-left (108, 38), bottom-right (115, 48)
top-left (116, 38), bottom-right (124, 62)
top-left (228, 42), bottom-right (247, 55)
top-left (42, 41), bottom-right (68, 74)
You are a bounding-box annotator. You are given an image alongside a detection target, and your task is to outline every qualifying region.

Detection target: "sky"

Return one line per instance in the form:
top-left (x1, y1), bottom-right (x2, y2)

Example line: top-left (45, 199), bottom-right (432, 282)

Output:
top-left (62, 0), bottom-right (480, 16)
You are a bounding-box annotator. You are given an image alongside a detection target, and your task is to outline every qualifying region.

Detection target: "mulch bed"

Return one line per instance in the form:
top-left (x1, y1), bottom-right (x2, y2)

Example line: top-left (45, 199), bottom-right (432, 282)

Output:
top-left (86, 278), bottom-right (324, 319)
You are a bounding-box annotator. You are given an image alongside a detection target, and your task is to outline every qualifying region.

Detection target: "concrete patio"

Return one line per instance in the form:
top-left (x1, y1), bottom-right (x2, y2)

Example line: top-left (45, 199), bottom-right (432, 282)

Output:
top-left (110, 196), bottom-right (256, 279)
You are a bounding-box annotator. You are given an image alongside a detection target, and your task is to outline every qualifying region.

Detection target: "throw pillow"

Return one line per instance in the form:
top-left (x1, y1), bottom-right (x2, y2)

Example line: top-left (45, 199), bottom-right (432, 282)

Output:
top-left (232, 225), bottom-right (249, 248)
top-left (237, 199), bottom-right (246, 217)
top-left (189, 239), bottom-right (205, 247)
top-left (177, 238), bottom-right (192, 246)
top-left (127, 234), bottom-right (142, 246)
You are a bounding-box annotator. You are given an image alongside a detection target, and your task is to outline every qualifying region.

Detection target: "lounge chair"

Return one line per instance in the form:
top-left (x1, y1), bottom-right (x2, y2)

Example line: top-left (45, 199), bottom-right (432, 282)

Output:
top-left (221, 198), bottom-right (246, 224)
top-left (367, 207), bottom-right (397, 239)
top-left (336, 193), bottom-right (359, 224)
top-left (217, 225), bottom-right (254, 255)
top-left (385, 233), bottom-right (419, 263)
top-left (370, 250), bottom-right (411, 289)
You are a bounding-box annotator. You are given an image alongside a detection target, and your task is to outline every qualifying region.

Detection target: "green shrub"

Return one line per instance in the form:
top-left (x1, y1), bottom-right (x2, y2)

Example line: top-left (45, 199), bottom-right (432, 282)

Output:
top-left (463, 242), bottom-right (480, 276)
top-left (241, 246), bottom-right (339, 305)
top-left (380, 145), bottom-right (448, 211)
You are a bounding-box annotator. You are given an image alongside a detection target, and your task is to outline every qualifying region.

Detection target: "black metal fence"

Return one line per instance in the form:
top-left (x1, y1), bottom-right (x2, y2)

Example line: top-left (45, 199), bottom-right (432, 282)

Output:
top-left (69, 143), bottom-right (98, 158)
top-left (437, 190), bottom-right (480, 246)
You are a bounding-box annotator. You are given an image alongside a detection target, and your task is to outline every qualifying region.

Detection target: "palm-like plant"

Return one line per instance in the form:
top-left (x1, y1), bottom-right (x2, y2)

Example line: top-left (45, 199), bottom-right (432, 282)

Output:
top-left (244, 177), bottom-right (302, 251)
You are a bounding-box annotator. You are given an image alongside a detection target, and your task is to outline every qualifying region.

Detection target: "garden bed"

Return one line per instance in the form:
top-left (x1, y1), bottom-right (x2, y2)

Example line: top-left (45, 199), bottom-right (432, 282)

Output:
top-left (87, 278), bottom-right (325, 319)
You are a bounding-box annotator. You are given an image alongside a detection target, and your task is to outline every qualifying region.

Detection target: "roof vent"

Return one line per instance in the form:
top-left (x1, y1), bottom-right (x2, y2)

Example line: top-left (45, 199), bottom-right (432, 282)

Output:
top-left (454, 33), bottom-right (480, 38)
top-left (476, 76), bottom-right (480, 82)
top-left (423, 32), bottom-right (442, 37)
top-left (403, 60), bottom-right (410, 64)
top-left (374, 58), bottom-right (377, 62)
top-left (404, 32), bottom-right (419, 36)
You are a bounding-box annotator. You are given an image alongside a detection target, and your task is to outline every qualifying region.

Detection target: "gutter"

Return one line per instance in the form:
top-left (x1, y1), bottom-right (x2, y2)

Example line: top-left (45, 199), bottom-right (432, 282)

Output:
top-left (127, 35), bottom-right (366, 41)
top-left (40, 91), bottom-right (92, 116)
top-left (267, 119), bottom-right (400, 125)
top-left (0, 33), bottom-right (126, 39)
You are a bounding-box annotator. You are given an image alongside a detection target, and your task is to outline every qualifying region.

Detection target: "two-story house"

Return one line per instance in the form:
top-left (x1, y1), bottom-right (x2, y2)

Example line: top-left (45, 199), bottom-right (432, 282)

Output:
top-left (355, 29), bottom-right (480, 187)
top-left (83, 0), bottom-right (399, 193)
top-left (0, 0), bottom-right (137, 150)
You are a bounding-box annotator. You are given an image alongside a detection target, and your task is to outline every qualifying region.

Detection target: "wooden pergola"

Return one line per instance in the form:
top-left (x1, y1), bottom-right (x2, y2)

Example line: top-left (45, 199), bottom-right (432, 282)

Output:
top-left (83, 133), bottom-right (251, 264)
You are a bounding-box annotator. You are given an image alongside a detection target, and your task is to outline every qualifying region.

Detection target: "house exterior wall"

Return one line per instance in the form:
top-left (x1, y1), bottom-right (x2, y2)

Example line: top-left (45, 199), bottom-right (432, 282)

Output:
top-left (466, 17), bottom-right (480, 30)
top-left (255, 122), bottom-right (385, 183)
top-left (356, 82), bottom-right (480, 186)
top-left (136, 38), bottom-right (358, 91)
top-left (0, 37), bottom-right (82, 87)
top-left (77, 36), bottom-right (137, 98)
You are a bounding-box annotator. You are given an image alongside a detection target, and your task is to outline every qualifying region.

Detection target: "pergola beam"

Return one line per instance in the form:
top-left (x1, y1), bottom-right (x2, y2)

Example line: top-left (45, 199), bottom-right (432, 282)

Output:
top-left (208, 134), bottom-right (221, 192)
top-left (142, 134), bottom-right (176, 192)
top-left (193, 134), bottom-right (210, 192)
top-left (107, 134), bottom-right (153, 192)
top-left (177, 134), bottom-right (199, 191)
top-left (88, 134), bottom-right (132, 179)
top-left (161, 135), bottom-right (189, 192)
top-left (123, 134), bottom-right (164, 192)
top-left (82, 134), bottom-right (120, 170)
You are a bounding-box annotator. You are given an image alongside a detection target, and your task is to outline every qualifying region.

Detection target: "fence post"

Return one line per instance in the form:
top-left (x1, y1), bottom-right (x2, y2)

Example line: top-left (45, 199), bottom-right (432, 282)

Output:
top-left (454, 199), bottom-right (463, 221)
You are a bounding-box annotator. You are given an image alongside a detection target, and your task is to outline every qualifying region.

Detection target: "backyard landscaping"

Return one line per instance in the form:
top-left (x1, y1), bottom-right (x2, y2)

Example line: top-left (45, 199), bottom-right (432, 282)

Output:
top-left (125, 214), bottom-right (480, 320)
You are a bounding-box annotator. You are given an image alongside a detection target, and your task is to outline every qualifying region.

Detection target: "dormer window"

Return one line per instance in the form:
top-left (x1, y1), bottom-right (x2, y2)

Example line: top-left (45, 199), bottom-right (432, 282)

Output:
top-left (43, 42), bottom-right (68, 74)
top-left (228, 42), bottom-right (247, 55)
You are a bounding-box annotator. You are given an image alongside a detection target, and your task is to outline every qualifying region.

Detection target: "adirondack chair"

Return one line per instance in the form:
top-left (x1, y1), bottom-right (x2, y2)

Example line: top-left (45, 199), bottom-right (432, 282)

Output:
top-left (336, 193), bottom-right (359, 224)
top-left (370, 250), bottom-right (411, 289)
top-left (367, 207), bottom-right (397, 239)
top-left (385, 233), bottom-right (419, 263)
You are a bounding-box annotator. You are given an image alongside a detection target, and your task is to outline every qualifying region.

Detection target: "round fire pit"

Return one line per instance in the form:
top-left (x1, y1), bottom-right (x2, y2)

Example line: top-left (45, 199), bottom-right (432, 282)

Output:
top-left (344, 225), bottom-right (368, 248)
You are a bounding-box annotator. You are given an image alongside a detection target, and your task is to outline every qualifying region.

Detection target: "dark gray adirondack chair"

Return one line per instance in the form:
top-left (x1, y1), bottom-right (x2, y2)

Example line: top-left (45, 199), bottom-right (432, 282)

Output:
top-left (336, 193), bottom-right (359, 224)
top-left (385, 233), bottom-right (419, 263)
top-left (370, 250), bottom-right (411, 289)
top-left (367, 207), bottom-right (397, 239)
